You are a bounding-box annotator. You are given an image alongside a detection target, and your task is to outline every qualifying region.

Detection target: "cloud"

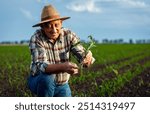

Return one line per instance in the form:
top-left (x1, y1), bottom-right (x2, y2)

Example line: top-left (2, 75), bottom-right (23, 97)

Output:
top-left (104, 0), bottom-right (147, 8)
top-left (36, 0), bottom-right (48, 4)
top-left (66, 0), bottom-right (148, 14)
top-left (36, 0), bottom-right (41, 3)
top-left (66, 0), bottom-right (102, 13)
top-left (120, 0), bottom-right (147, 8)
top-left (92, 0), bottom-right (148, 8)
top-left (20, 8), bottom-right (34, 21)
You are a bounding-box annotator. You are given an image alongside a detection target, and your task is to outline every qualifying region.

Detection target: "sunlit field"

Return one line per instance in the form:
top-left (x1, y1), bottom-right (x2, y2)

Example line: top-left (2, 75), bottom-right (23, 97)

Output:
top-left (0, 44), bottom-right (150, 96)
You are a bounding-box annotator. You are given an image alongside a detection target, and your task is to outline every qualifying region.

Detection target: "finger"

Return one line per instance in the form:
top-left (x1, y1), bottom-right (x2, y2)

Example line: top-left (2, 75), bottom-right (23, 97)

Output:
top-left (71, 63), bottom-right (79, 69)
top-left (84, 56), bottom-right (92, 63)
top-left (91, 57), bottom-right (95, 64)
top-left (73, 69), bottom-right (78, 74)
top-left (86, 51), bottom-right (92, 57)
top-left (85, 51), bottom-right (92, 61)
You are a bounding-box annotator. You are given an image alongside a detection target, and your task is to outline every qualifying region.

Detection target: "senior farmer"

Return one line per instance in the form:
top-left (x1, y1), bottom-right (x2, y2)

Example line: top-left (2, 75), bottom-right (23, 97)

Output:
top-left (27, 4), bottom-right (94, 97)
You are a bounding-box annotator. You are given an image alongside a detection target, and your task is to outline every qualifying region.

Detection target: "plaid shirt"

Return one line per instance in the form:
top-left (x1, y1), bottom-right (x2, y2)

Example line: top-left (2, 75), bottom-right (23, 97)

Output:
top-left (29, 28), bottom-right (86, 84)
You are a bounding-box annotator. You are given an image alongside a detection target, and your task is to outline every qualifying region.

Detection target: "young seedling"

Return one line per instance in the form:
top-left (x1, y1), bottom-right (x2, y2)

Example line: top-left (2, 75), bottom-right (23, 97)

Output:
top-left (86, 35), bottom-right (96, 54)
top-left (80, 35), bottom-right (96, 77)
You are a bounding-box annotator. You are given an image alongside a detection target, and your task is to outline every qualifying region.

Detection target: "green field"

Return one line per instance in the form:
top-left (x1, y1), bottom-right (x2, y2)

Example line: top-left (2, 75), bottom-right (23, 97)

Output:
top-left (0, 44), bottom-right (150, 97)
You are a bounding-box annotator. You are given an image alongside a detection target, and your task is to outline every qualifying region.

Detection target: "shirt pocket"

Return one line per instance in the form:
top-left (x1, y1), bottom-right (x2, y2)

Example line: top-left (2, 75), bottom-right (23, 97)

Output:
top-left (59, 48), bottom-right (70, 62)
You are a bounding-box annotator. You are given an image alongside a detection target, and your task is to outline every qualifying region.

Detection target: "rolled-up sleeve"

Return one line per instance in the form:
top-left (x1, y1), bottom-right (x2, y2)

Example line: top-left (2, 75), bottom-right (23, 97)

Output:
top-left (29, 35), bottom-right (48, 76)
top-left (69, 31), bottom-right (86, 63)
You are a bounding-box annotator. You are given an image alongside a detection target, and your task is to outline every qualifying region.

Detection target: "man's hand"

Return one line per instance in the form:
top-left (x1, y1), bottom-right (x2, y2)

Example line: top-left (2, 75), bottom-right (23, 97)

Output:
top-left (63, 62), bottom-right (79, 74)
top-left (82, 51), bottom-right (93, 67)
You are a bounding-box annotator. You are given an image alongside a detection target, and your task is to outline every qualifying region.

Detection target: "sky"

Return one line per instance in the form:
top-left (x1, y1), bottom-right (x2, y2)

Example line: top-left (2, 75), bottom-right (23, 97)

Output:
top-left (0, 0), bottom-right (150, 43)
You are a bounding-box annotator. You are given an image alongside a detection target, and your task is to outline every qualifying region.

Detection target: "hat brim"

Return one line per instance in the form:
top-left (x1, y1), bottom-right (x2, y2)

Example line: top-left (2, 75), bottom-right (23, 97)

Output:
top-left (32, 16), bottom-right (70, 27)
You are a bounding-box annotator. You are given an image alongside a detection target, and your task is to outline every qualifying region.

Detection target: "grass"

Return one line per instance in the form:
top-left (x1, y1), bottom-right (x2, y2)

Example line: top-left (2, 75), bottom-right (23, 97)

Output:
top-left (0, 44), bottom-right (150, 96)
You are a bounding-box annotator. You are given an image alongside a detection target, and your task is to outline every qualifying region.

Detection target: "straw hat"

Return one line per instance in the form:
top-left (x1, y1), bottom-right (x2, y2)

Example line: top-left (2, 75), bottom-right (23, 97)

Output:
top-left (32, 4), bottom-right (70, 27)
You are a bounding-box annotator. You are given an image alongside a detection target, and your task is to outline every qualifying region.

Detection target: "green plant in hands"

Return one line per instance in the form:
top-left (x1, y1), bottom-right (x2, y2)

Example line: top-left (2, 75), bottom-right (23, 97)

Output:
top-left (80, 35), bottom-right (96, 77)
top-left (86, 35), bottom-right (96, 54)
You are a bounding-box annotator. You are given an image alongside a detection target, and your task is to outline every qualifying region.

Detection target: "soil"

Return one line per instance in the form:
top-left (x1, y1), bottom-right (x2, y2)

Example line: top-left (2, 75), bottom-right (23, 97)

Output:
top-left (113, 67), bottom-right (150, 97)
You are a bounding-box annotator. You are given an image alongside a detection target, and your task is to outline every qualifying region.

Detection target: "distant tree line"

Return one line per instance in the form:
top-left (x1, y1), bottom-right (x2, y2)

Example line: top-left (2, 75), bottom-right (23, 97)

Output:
top-left (102, 39), bottom-right (150, 44)
top-left (0, 39), bottom-right (150, 44)
top-left (0, 40), bottom-right (29, 45)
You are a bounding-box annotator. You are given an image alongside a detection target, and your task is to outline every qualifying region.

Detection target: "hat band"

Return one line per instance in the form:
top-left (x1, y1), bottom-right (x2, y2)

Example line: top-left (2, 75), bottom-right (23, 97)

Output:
top-left (41, 15), bottom-right (60, 21)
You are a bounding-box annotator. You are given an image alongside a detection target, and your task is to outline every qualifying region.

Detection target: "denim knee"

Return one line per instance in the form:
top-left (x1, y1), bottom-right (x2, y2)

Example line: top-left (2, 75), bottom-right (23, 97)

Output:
top-left (37, 73), bottom-right (56, 96)
top-left (54, 83), bottom-right (71, 97)
top-left (38, 73), bottom-right (55, 86)
top-left (27, 73), bottom-right (56, 96)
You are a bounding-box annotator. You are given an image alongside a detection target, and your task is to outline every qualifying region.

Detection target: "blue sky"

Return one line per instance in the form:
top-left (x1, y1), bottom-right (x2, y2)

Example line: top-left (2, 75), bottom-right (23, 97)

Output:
top-left (0, 0), bottom-right (150, 42)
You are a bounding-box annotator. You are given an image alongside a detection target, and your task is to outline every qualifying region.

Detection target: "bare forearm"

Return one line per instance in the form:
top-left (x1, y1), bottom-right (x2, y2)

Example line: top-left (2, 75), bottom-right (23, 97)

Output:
top-left (45, 62), bottom-right (79, 74)
top-left (45, 63), bottom-right (65, 74)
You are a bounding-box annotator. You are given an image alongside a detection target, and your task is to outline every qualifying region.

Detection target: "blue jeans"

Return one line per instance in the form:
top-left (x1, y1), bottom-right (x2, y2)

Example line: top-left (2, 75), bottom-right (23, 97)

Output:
top-left (27, 73), bottom-right (71, 97)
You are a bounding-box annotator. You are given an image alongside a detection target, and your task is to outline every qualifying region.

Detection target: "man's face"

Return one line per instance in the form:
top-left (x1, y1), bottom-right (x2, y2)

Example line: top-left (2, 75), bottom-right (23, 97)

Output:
top-left (42, 20), bottom-right (62, 41)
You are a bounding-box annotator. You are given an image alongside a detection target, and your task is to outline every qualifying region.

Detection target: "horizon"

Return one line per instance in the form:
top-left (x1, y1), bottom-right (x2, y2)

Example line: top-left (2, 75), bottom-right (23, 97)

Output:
top-left (1, 38), bottom-right (150, 44)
